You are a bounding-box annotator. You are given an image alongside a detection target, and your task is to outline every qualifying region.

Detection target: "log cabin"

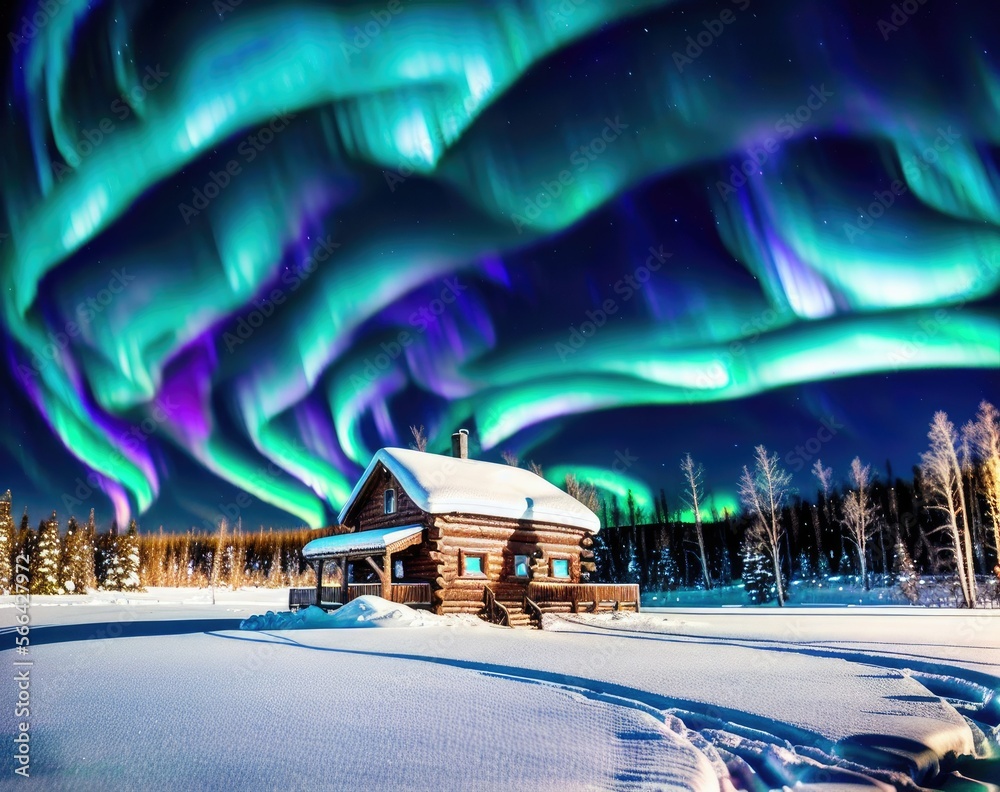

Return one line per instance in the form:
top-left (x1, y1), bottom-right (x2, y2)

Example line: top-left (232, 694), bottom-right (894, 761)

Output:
top-left (294, 430), bottom-right (639, 627)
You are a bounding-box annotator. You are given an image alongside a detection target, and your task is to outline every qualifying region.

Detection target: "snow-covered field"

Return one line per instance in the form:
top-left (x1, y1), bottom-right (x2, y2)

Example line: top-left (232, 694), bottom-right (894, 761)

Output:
top-left (2, 588), bottom-right (998, 791)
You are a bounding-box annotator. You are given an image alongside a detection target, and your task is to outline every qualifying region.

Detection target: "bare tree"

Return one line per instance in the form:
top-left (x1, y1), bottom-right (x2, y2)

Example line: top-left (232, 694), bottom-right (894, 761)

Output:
top-left (680, 453), bottom-right (712, 590)
top-left (210, 518), bottom-right (228, 605)
top-left (501, 450), bottom-right (519, 467)
top-left (409, 425), bottom-right (428, 452)
top-left (739, 445), bottom-right (793, 606)
top-left (528, 460), bottom-right (544, 477)
top-left (842, 457), bottom-right (876, 590)
top-left (921, 412), bottom-right (976, 607)
top-left (565, 474), bottom-right (599, 513)
top-left (812, 458), bottom-right (832, 499)
top-left (966, 401), bottom-right (1000, 573)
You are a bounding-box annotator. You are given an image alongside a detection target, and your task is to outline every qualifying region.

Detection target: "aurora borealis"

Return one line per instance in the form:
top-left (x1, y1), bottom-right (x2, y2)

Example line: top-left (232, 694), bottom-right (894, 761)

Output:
top-left (0, 0), bottom-right (997, 530)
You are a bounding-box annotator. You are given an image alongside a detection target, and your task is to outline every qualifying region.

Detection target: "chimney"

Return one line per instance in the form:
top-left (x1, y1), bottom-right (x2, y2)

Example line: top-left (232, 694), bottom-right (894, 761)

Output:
top-left (451, 428), bottom-right (469, 459)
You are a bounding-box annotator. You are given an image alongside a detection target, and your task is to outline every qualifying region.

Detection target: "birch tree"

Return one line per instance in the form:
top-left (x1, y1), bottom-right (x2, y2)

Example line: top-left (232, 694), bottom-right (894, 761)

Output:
top-left (841, 457), bottom-right (876, 590)
top-left (739, 445), bottom-right (793, 606)
top-left (409, 425), bottom-right (428, 452)
top-left (210, 519), bottom-right (228, 604)
top-left (921, 411), bottom-right (976, 607)
top-left (966, 401), bottom-right (1000, 572)
top-left (680, 453), bottom-right (712, 590)
top-left (812, 459), bottom-right (832, 501)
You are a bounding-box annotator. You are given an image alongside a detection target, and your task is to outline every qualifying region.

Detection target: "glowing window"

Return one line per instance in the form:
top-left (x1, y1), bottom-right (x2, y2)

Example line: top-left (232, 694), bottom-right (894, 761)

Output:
top-left (463, 554), bottom-right (484, 576)
top-left (550, 558), bottom-right (570, 579)
top-left (514, 555), bottom-right (529, 577)
top-left (384, 489), bottom-right (396, 514)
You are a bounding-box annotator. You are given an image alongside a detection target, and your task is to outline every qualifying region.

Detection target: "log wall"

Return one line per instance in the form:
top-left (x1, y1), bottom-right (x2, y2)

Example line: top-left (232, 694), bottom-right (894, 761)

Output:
top-left (339, 466), bottom-right (598, 618)
top-left (426, 513), bottom-right (589, 615)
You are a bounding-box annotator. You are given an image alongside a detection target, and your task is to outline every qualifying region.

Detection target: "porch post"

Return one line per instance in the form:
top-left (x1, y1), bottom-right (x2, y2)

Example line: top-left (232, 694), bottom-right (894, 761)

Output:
top-left (315, 559), bottom-right (324, 608)
top-left (341, 557), bottom-right (349, 604)
top-left (382, 554), bottom-right (392, 600)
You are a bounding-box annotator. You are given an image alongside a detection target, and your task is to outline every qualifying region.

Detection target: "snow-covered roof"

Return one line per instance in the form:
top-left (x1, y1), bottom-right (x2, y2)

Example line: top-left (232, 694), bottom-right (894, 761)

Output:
top-left (338, 448), bottom-right (600, 532)
top-left (302, 524), bottom-right (423, 559)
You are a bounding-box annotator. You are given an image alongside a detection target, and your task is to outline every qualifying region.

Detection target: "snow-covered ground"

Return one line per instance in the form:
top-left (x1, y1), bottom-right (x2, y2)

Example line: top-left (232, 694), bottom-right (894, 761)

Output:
top-left (2, 588), bottom-right (997, 791)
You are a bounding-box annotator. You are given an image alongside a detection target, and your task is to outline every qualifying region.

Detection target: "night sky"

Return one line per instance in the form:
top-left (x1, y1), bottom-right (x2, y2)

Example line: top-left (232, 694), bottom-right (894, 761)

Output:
top-left (0, 0), bottom-right (997, 532)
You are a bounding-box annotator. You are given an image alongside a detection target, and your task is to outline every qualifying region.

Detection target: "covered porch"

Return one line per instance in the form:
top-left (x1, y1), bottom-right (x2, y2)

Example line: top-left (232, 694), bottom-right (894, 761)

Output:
top-left (298, 524), bottom-right (431, 611)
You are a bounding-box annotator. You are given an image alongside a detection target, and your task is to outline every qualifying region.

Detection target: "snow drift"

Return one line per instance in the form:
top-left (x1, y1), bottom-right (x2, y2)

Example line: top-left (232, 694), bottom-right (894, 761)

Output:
top-left (240, 595), bottom-right (442, 630)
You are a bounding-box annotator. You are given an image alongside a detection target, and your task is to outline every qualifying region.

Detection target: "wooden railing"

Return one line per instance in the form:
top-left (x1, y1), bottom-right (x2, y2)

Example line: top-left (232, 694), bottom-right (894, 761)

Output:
top-left (481, 585), bottom-right (510, 627)
top-left (347, 583), bottom-right (382, 598)
top-left (527, 582), bottom-right (640, 613)
top-left (523, 596), bottom-right (543, 628)
top-left (289, 581), bottom-right (432, 610)
top-left (390, 582), bottom-right (432, 604)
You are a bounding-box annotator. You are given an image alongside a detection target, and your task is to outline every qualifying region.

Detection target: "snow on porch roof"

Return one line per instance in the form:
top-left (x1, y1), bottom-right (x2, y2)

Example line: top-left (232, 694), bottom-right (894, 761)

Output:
top-left (302, 524), bottom-right (423, 560)
top-left (337, 447), bottom-right (601, 532)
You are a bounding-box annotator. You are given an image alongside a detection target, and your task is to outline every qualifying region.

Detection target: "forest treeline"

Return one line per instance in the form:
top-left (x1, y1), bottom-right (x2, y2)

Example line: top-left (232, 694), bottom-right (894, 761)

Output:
top-left (582, 402), bottom-right (1000, 608)
top-left (2, 401), bottom-right (998, 607)
top-left (0, 505), bottom-right (330, 594)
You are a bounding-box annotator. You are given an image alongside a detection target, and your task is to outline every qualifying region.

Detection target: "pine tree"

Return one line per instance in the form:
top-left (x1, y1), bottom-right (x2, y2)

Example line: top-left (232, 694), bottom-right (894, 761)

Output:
top-left (81, 509), bottom-right (98, 590)
top-left (894, 539), bottom-right (920, 605)
top-left (656, 545), bottom-right (679, 591)
top-left (120, 520), bottom-right (141, 591)
top-left (718, 544), bottom-right (732, 586)
top-left (229, 520), bottom-right (246, 589)
top-left (268, 542), bottom-right (284, 586)
top-left (838, 548), bottom-right (853, 577)
top-left (60, 517), bottom-right (79, 592)
top-left (798, 551), bottom-right (815, 582)
top-left (30, 512), bottom-right (62, 594)
top-left (0, 491), bottom-right (13, 594)
top-left (210, 519), bottom-right (228, 589)
top-left (741, 539), bottom-right (776, 605)
top-left (591, 527), bottom-right (612, 583)
top-left (99, 524), bottom-right (125, 590)
top-left (625, 544), bottom-right (640, 585)
top-left (64, 514), bottom-right (98, 593)
top-left (16, 510), bottom-right (33, 586)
